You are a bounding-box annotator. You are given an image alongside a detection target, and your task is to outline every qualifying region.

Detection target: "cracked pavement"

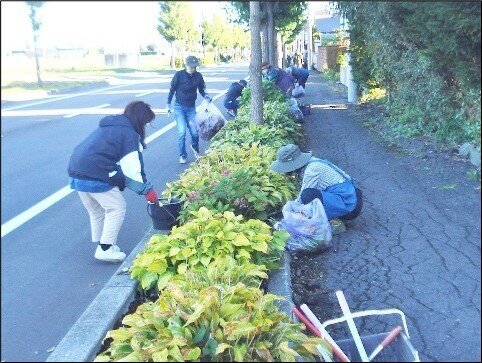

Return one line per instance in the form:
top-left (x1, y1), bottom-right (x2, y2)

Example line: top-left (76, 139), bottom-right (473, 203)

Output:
top-left (290, 71), bottom-right (481, 362)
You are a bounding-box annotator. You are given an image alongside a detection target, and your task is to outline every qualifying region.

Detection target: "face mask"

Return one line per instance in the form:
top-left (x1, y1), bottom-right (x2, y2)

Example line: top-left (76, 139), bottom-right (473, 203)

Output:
top-left (262, 69), bottom-right (268, 75)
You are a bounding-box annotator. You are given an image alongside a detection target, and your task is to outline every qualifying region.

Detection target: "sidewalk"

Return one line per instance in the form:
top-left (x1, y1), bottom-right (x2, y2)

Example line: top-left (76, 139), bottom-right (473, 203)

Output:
top-left (291, 70), bottom-right (481, 361)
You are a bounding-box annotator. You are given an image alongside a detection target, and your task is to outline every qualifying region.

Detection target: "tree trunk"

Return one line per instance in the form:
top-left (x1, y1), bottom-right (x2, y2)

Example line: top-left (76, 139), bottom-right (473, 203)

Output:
top-left (261, 22), bottom-right (269, 63)
top-left (33, 33), bottom-right (42, 88)
top-left (266, 2), bottom-right (276, 66)
top-left (249, 1), bottom-right (264, 125)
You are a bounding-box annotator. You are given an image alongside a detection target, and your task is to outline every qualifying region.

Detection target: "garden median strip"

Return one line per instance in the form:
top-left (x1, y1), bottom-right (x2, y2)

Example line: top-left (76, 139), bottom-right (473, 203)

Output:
top-left (46, 228), bottom-right (296, 362)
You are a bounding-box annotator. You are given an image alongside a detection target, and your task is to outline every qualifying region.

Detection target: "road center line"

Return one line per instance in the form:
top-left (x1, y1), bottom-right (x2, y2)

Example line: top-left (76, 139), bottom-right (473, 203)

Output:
top-left (64, 103), bottom-right (111, 118)
top-left (1, 87), bottom-right (234, 238)
top-left (135, 91), bottom-right (157, 97)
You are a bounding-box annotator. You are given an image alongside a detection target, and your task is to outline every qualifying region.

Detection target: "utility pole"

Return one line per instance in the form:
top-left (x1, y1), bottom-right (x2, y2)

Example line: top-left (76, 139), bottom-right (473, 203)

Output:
top-left (307, 2), bottom-right (313, 70)
top-left (342, 17), bottom-right (358, 103)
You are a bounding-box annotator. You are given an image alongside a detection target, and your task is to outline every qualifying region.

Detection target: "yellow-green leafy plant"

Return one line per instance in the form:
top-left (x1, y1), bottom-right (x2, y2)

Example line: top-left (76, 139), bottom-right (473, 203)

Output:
top-left (209, 122), bottom-right (292, 151)
top-left (211, 99), bottom-right (304, 149)
top-left (163, 144), bottom-right (297, 223)
top-left (95, 281), bottom-right (330, 362)
top-left (130, 208), bottom-right (289, 292)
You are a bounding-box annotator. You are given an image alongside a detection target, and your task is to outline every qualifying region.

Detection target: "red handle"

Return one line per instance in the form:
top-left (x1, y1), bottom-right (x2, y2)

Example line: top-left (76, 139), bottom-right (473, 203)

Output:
top-left (292, 307), bottom-right (322, 337)
top-left (292, 307), bottom-right (351, 362)
top-left (380, 326), bottom-right (403, 348)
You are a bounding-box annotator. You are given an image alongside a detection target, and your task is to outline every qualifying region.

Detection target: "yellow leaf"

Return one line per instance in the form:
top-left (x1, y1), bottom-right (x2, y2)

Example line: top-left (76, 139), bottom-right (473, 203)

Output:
top-left (215, 343), bottom-right (232, 355)
top-left (233, 234), bottom-right (250, 246)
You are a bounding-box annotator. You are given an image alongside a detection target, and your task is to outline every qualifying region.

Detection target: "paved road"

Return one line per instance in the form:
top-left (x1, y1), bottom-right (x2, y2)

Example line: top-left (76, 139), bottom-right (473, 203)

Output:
top-left (1, 63), bottom-right (249, 362)
top-left (290, 71), bottom-right (481, 362)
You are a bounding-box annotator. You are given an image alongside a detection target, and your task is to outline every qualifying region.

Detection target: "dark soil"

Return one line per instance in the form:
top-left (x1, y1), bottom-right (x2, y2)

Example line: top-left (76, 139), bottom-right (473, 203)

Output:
top-left (290, 72), bottom-right (480, 362)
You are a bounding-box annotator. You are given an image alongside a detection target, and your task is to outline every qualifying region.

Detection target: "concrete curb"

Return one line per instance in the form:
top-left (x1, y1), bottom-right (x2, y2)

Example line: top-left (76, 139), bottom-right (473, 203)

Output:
top-left (268, 251), bottom-right (297, 322)
top-left (46, 228), bottom-right (159, 362)
top-left (47, 231), bottom-right (296, 362)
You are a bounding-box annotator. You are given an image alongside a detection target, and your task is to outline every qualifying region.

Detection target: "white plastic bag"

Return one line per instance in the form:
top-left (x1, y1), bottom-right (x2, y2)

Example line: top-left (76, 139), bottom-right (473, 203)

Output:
top-left (279, 199), bottom-right (332, 253)
top-left (290, 104), bottom-right (304, 123)
top-left (194, 101), bottom-right (226, 140)
top-left (292, 84), bottom-right (305, 98)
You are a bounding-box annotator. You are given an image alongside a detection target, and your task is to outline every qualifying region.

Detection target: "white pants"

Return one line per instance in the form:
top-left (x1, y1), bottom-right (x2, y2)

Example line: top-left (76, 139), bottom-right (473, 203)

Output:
top-left (78, 187), bottom-right (127, 246)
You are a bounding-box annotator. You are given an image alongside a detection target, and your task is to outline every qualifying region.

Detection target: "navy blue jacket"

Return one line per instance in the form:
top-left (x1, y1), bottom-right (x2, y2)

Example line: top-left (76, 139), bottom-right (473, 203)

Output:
top-left (167, 70), bottom-right (207, 107)
top-left (289, 66), bottom-right (309, 81)
top-left (224, 82), bottom-right (244, 102)
top-left (68, 115), bottom-right (153, 195)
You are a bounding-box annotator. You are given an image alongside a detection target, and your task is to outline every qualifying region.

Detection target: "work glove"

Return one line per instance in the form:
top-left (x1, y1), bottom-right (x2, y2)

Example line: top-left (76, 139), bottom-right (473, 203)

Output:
top-left (204, 95), bottom-right (212, 103)
top-left (145, 189), bottom-right (158, 203)
top-left (166, 104), bottom-right (173, 117)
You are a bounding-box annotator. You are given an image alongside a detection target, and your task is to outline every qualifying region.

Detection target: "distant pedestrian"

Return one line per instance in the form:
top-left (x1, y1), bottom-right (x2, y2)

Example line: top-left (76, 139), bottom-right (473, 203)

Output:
top-left (294, 52), bottom-right (303, 68)
top-left (166, 55), bottom-right (212, 164)
top-left (270, 144), bottom-right (363, 221)
top-left (68, 101), bottom-right (159, 262)
top-left (286, 65), bottom-right (310, 88)
top-left (224, 79), bottom-right (247, 117)
top-left (286, 54), bottom-right (292, 67)
top-left (261, 61), bottom-right (296, 97)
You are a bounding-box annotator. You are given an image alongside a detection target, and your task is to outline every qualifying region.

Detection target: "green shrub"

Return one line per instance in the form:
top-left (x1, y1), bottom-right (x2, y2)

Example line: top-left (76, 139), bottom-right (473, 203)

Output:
top-left (95, 280), bottom-right (328, 362)
top-left (130, 207), bottom-right (289, 292)
top-left (163, 144), bottom-right (298, 223)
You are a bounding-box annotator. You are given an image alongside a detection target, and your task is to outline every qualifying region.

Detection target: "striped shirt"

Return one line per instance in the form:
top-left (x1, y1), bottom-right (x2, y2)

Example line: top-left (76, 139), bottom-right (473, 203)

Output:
top-left (300, 157), bottom-right (351, 192)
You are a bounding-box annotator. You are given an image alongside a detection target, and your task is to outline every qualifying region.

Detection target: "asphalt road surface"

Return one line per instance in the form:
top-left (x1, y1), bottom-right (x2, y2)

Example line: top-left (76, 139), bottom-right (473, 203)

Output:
top-left (1, 62), bottom-right (249, 362)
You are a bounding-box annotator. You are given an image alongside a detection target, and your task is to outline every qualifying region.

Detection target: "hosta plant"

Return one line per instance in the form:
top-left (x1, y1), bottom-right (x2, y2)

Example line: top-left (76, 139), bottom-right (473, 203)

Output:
top-left (95, 281), bottom-right (330, 362)
top-left (211, 99), bottom-right (303, 149)
top-left (163, 144), bottom-right (297, 223)
top-left (130, 208), bottom-right (289, 293)
top-left (182, 165), bottom-right (296, 222)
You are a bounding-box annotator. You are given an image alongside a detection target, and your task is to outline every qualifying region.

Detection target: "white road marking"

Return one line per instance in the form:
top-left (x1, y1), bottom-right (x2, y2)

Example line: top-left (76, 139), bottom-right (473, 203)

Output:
top-left (2, 84), bottom-right (127, 111)
top-left (135, 91), bottom-right (157, 97)
top-left (63, 103), bottom-right (110, 118)
top-left (1, 186), bottom-right (73, 238)
top-left (0, 87), bottom-right (236, 238)
top-left (2, 108), bottom-right (168, 117)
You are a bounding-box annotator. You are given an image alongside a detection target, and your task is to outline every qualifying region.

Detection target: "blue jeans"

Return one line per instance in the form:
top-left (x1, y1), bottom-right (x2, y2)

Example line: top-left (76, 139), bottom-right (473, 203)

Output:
top-left (174, 103), bottom-right (199, 158)
top-left (224, 99), bottom-right (240, 115)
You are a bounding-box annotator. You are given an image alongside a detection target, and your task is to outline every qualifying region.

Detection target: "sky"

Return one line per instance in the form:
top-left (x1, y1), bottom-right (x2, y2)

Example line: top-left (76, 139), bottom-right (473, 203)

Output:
top-left (1, 1), bottom-right (227, 52)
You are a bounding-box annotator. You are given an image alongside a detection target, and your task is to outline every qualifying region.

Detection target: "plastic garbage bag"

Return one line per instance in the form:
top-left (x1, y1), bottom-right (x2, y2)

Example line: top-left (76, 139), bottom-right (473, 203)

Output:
top-left (195, 100), bottom-right (227, 140)
top-left (290, 104), bottom-right (304, 123)
top-left (292, 84), bottom-right (306, 98)
top-left (279, 199), bottom-right (332, 254)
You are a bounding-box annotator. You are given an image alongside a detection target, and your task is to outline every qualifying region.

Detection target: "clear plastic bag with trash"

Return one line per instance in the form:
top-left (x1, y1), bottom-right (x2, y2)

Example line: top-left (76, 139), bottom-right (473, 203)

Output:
top-left (292, 84), bottom-right (306, 98)
top-left (279, 198), bottom-right (332, 254)
top-left (194, 100), bottom-right (227, 140)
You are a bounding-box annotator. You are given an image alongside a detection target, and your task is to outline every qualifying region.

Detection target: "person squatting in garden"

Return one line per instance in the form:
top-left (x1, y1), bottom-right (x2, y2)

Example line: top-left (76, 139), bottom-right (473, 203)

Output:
top-left (68, 101), bottom-right (159, 263)
top-left (223, 79), bottom-right (247, 117)
top-left (270, 144), bottom-right (363, 221)
top-left (166, 55), bottom-right (212, 164)
top-left (286, 65), bottom-right (310, 89)
top-left (261, 61), bottom-right (296, 97)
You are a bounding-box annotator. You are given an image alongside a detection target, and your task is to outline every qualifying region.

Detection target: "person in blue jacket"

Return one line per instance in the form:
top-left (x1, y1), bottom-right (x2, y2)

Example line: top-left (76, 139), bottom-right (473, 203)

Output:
top-left (166, 55), bottom-right (212, 164)
top-left (223, 79), bottom-right (247, 117)
top-left (286, 65), bottom-right (310, 88)
top-left (261, 61), bottom-right (296, 97)
top-left (270, 144), bottom-right (363, 221)
top-left (68, 101), bottom-right (159, 262)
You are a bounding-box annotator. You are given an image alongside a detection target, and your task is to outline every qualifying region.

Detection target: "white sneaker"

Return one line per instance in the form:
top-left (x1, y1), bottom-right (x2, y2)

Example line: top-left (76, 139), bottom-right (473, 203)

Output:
top-left (227, 109), bottom-right (236, 117)
top-left (95, 245), bottom-right (126, 262)
top-left (179, 156), bottom-right (187, 164)
top-left (190, 145), bottom-right (200, 160)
